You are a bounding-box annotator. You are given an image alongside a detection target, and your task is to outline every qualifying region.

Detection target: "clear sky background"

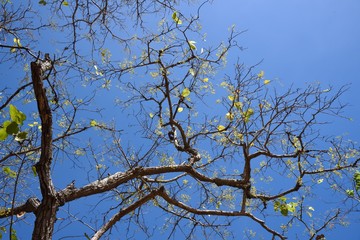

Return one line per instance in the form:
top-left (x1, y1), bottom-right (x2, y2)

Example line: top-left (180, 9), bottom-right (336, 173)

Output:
top-left (1, 0), bottom-right (360, 239)
top-left (201, 0), bottom-right (360, 137)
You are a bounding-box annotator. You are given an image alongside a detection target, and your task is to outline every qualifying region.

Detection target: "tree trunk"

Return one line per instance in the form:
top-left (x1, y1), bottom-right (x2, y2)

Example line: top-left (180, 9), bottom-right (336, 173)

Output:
top-left (31, 58), bottom-right (58, 240)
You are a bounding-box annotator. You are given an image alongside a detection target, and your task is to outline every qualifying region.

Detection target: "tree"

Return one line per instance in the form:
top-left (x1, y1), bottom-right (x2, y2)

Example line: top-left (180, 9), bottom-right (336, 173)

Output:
top-left (0, 0), bottom-right (359, 239)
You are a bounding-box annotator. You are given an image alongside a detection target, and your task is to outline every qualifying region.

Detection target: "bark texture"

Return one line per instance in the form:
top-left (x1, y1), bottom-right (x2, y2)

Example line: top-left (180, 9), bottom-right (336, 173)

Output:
top-left (31, 58), bottom-right (59, 240)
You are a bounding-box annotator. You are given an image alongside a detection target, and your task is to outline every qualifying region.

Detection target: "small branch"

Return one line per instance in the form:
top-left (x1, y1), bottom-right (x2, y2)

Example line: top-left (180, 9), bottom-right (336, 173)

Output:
top-left (158, 188), bottom-right (285, 239)
top-left (91, 187), bottom-right (164, 240)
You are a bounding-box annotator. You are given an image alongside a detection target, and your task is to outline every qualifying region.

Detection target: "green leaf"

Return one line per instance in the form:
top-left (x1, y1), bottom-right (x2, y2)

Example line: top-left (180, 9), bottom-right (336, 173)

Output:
top-left (11, 228), bottom-right (17, 240)
top-left (32, 166), bottom-right (37, 177)
top-left (354, 171), bottom-right (360, 191)
top-left (287, 202), bottom-right (298, 213)
top-left (15, 131), bottom-right (27, 141)
top-left (0, 127), bottom-right (8, 141)
top-left (346, 189), bottom-right (354, 197)
top-left (39, 0), bottom-right (47, 5)
top-left (9, 105), bottom-right (26, 125)
top-left (280, 206), bottom-right (288, 216)
top-left (62, 1), bottom-right (69, 6)
top-left (181, 88), bottom-right (191, 98)
top-left (242, 108), bottom-right (254, 123)
top-left (6, 121), bottom-right (19, 135)
top-left (3, 167), bottom-right (17, 178)
top-left (171, 12), bottom-right (182, 25)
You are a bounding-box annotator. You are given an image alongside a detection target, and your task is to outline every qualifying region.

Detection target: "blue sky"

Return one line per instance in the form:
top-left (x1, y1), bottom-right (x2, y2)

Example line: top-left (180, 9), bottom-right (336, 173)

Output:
top-left (1, 0), bottom-right (360, 239)
top-left (199, 0), bottom-right (360, 139)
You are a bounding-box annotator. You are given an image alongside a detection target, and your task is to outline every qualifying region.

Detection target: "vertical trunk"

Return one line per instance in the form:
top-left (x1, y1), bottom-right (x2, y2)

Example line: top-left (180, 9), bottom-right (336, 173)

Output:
top-left (31, 58), bottom-right (58, 240)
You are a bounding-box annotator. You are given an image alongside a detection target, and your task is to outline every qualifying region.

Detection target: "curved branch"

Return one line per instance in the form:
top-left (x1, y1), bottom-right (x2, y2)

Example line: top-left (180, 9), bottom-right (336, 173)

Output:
top-left (91, 187), bottom-right (165, 240)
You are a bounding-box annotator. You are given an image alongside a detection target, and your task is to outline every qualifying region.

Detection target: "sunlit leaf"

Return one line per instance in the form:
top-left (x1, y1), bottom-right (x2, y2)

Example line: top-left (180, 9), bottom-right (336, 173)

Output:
top-left (243, 108), bottom-right (254, 123)
top-left (9, 104), bottom-right (26, 125)
top-left (0, 128), bottom-right (8, 141)
top-left (257, 70), bottom-right (264, 79)
top-left (287, 202), bottom-right (298, 213)
top-left (62, 1), bottom-right (69, 6)
top-left (181, 88), bottom-right (191, 98)
top-left (13, 38), bottom-right (21, 47)
top-left (264, 79), bottom-right (271, 85)
top-left (225, 112), bottom-right (234, 121)
top-left (3, 167), bottom-right (16, 178)
top-left (90, 120), bottom-right (97, 127)
top-left (189, 68), bottom-right (195, 76)
top-left (28, 122), bottom-right (39, 127)
top-left (32, 166), bottom-right (37, 177)
top-left (234, 102), bottom-right (243, 109)
top-left (150, 72), bottom-right (159, 78)
top-left (228, 95), bottom-right (235, 101)
top-left (317, 179), bottom-right (323, 184)
top-left (178, 107), bottom-right (184, 113)
top-left (15, 131), bottom-right (27, 141)
top-left (217, 125), bottom-right (226, 131)
top-left (94, 65), bottom-right (103, 76)
top-left (203, 77), bottom-right (209, 82)
top-left (171, 12), bottom-right (182, 24)
top-left (354, 171), bottom-right (360, 190)
top-left (188, 40), bottom-right (197, 50)
top-left (346, 189), bottom-right (354, 197)
top-left (149, 113), bottom-right (154, 118)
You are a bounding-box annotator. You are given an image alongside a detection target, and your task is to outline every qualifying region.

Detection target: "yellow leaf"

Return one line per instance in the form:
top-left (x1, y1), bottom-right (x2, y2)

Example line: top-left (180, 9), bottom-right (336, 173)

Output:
top-left (217, 125), bottom-right (226, 131)
top-left (90, 120), bottom-right (97, 127)
top-left (234, 132), bottom-right (243, 141)
top-left (264, 80), bottom-right (270, 85)
top-left (188, 40), bottom-right (197, 50)
top-left (178, 107), bottom-right (183, 113)
top-left (225, 112), bottom-right (234, 121)
top-left (13, 38), bottom-right (21, 47)
top-left (172, 12), bottom-right (182, 25)
top-left (220, 81), bottom-right (227, 87)
top-left (181, 88), bottom-right (191, 98)
top-left (203, 77), bottom-right (209, 82)
top-left (150, 72), bottom-right (159, 78)
top-left (189, 68), bottom-right (195, 76)
top-left (228, 95), bottom-right (235, 101)
top-left (257, 70), bottom-right (264, 79)
top-left (234, 102), bottom-right (243, 109)
top-left (149, 113), bottom-right (154, 118)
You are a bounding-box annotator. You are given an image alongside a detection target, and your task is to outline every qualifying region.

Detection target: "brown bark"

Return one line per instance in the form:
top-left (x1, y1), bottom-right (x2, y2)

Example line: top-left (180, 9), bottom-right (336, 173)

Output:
top-left (31, 58), bottom-right (59, 240)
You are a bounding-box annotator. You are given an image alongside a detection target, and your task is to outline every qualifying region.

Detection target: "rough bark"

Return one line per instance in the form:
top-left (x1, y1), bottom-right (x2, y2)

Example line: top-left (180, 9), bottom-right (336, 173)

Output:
top-left (31, 58), bottom-right (59, 240)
